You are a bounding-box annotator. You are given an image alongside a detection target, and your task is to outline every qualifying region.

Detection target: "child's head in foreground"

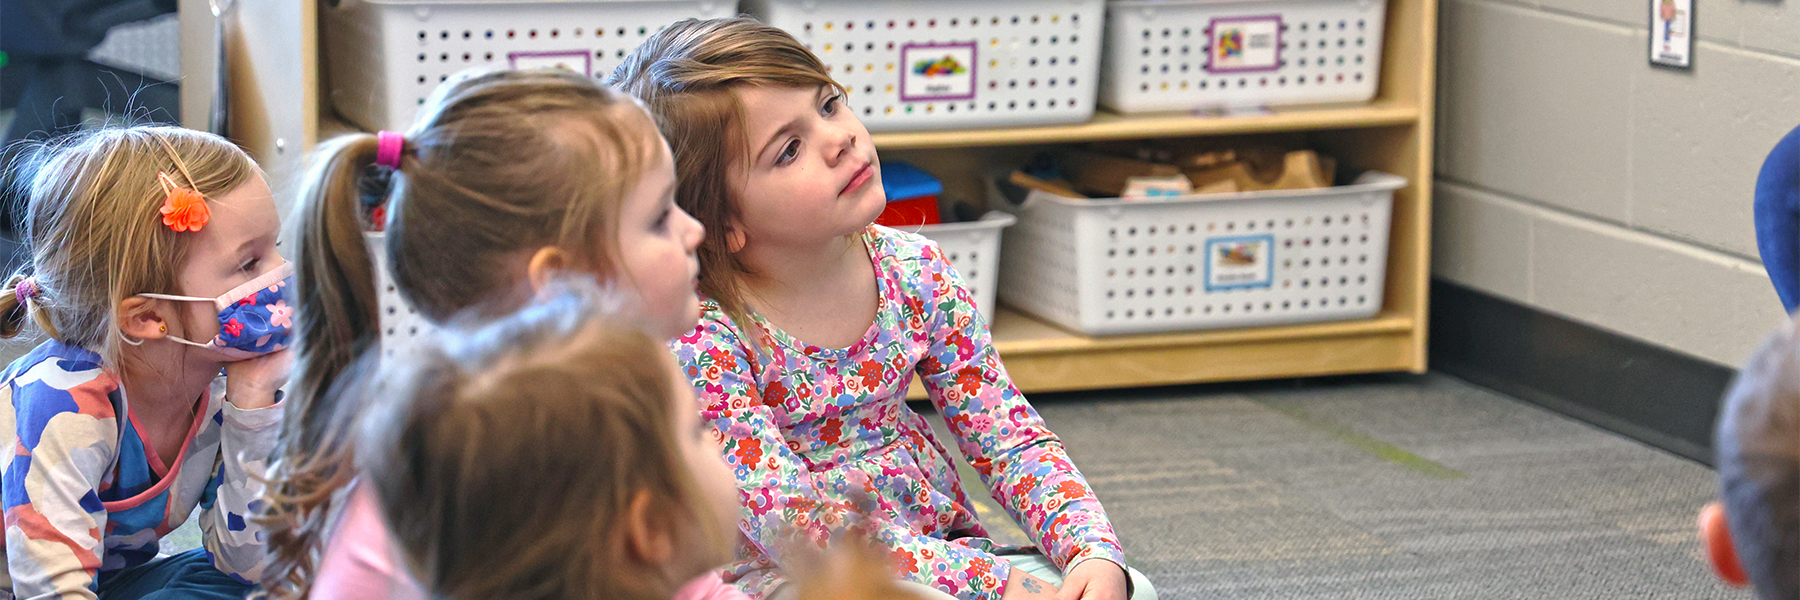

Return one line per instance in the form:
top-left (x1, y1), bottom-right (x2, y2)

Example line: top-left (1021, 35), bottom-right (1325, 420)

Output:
top-left (357, 281), bottom-right (739, 600)
top-left (1712, 314), bottom-right (1800, 598)
top-left (609, 17), bottom-right (887, 319)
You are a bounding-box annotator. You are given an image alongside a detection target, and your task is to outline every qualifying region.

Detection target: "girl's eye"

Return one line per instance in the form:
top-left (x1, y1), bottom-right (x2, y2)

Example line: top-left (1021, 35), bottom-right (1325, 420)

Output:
top-left (240, 257), bottom-right (260, 273)
top-left (653, 208), bottom-right (671, 231)
top-left (775, 140), bottom-right (801, 166)
top-left (822, 94), bottom-right (842, 115)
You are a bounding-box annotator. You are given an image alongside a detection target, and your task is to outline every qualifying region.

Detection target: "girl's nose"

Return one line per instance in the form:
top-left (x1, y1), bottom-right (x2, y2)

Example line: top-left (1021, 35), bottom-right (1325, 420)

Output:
top-left (679, 208), bottom-right (704, 251)
top-left (822, 123), bottom-right (858, 166)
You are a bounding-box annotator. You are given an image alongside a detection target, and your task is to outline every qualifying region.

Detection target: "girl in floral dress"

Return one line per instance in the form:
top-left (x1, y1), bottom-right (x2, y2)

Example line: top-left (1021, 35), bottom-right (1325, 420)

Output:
top-left (612, 18), bottom-right (1155, 600)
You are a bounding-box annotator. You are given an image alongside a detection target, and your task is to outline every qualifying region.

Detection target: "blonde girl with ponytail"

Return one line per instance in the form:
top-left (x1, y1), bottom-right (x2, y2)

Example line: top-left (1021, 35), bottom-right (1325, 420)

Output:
top-left (258, 68), bottom-right (718, 600)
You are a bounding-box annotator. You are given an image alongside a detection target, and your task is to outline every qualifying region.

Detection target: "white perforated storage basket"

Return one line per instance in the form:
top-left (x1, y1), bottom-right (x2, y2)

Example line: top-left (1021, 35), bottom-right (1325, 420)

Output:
top-left (366, 232), bottom-right (435, 362)
top-left (991, 172), bottom-right (1403, 335)
top-left (743, 0), bottom-right (1105, 131)
top-left (367, 214), bottom-right (1016, 347)
top-left (322, 0), bottom-right (736, 132)
top-left (1099, 0), bottom-right (1387, 113)
top-left (912, 212), bottom-right (1016, 322)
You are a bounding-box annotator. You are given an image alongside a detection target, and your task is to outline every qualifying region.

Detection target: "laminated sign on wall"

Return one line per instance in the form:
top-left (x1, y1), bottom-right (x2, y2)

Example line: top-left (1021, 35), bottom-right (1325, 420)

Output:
top-left (1649, 0), bottom-right (1691, 69)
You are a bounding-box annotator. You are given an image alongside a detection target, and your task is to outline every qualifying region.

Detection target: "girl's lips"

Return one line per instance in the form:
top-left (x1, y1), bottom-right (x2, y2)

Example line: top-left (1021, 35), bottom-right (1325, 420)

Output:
top-left (840, 163), bottom-right (874, 196)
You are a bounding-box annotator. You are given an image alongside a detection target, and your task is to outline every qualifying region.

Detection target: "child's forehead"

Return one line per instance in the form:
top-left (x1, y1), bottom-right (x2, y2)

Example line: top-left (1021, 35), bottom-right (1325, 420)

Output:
top-left (205, 176), bottom-right (281, 234)
top-left (735, 85), bottom-right (831, 127)
top-left (734, 83), bottom-right (830, 105)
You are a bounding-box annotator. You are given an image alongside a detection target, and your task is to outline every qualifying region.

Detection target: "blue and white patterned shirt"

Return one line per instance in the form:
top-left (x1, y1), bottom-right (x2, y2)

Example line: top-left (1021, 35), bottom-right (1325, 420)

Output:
top-left (0, 341), bottom-right (281, 599)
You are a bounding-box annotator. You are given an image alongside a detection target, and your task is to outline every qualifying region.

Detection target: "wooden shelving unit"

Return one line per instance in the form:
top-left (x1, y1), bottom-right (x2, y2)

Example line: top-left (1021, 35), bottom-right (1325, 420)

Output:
top-left (233, 0), bottom-right (1435, 395)
top-left (891, 0), bottom-right (1438, 394)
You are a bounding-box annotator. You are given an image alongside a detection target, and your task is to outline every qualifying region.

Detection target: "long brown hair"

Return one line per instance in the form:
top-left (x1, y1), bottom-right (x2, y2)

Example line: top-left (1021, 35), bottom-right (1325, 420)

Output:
top-left (357, 283), bottom-right (720, 600)
top-left (0, 126), bottom-right (257, 367)
top-left (608, 17), bottom-right (841, 330)
top-left (259, 68), bottom-right (663, 599)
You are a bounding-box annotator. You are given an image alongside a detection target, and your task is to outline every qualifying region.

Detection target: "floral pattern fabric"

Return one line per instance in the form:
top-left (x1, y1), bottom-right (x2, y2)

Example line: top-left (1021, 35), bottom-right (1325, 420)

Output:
top-left (672, 226), bottom-right (1126, 600)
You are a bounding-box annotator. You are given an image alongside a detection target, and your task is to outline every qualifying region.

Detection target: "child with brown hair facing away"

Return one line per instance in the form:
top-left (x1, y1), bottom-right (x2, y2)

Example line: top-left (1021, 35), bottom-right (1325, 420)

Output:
top-left (255, 68), bottom-right (713, 600)
top-left (352, 282), bottom-right (743, 600)
top-left (0, 126), bottom-right (291, 599)
top-left (1697, 313), bottom-right (1800, 598)
top-left (611, 18), bottom-right (1156, 600)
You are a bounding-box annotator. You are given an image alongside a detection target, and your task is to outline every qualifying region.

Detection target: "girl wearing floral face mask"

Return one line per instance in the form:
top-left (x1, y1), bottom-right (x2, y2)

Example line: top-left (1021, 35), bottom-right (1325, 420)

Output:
top-left (0, 126), bottom-right (291, 600)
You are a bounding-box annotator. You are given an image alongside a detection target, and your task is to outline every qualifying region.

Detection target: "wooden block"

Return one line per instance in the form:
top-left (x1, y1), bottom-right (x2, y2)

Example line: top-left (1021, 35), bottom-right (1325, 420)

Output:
top-left (1184, 150), bottom-right (1334, 192)
top-left (1008, 170), bottom-right (1087, 199)
top-left (1061, 150), bottom-right (1181, 197)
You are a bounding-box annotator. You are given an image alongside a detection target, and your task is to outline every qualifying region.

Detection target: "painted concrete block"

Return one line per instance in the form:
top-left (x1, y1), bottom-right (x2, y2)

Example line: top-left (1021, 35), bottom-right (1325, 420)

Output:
top-left (1438, 0), bottom-right (1636, 222)
top-left (1433, 182), bottom-right (1534, 304)
top-left (1630, 43), bottom-right (1800, 260)
top-left (1535, 0), bottom-right (1641, 27)
top-left (1530, 207), bottom-right (1786, 365)
top-left (1702, 0), bottom-right (1800, 59)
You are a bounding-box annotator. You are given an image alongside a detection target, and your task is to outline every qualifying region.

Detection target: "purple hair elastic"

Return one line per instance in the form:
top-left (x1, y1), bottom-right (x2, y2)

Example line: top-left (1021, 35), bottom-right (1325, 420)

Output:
top-left (375, 131), bottom-right (405, 169)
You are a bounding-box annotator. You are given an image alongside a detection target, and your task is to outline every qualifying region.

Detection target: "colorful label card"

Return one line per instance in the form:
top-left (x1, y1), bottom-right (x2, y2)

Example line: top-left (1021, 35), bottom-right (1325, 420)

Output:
top-left (1207, 16), bottom-right (1283, 73)
top-left (1206, 234), bottom-right (1275, 291)
top-left (900, 41), bottom-right (978, 102)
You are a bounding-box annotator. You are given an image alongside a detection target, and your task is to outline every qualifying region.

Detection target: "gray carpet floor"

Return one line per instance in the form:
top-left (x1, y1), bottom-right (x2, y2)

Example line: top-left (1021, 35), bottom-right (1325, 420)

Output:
top-left (0, 284), bottom-right (1743, 600)
top-left (923, 372), bottom-right (1748, 600)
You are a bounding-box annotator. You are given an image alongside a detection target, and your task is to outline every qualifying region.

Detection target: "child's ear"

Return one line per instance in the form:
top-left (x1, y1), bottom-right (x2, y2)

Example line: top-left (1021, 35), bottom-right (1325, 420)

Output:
top-left (726, 228), bottom-right (747, 254)
top-left (116, 297), bottom-right (170, 342)
top-left (526, 247), bottom-right (570, 292)
top-left (1700, 501), bottom-right (1750, 587)
top-left (623, 489), bottom-right (676, 567)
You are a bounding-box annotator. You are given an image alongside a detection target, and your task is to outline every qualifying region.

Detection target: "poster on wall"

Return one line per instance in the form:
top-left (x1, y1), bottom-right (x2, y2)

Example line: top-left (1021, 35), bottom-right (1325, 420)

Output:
top-left (1649, 0), bottom-right (1692, 69)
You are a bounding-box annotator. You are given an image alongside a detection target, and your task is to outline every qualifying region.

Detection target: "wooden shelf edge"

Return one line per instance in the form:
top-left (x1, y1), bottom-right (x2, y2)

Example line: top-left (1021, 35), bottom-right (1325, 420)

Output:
top-left (321, 102), bottom-right (1419, 152)
top-left (904, 316), bottom-right (1420, 398)
top-left (1005, 328), bottom-right (1421, 394)
top-left (872, 101), bottom-right (1420, 150)
top-left (989, 306), bottom-right (1415, 357)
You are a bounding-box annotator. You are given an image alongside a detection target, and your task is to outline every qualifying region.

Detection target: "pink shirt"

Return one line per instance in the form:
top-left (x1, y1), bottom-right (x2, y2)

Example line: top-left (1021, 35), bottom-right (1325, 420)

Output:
top-left (311, 483), bottom-right (751, 600)
top-left (310, 484), bottom-right (424, 600)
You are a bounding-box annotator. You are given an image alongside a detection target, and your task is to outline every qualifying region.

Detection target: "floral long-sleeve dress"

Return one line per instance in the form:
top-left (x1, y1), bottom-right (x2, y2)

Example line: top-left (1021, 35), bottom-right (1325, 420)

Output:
top-left (671, 225), bottom-right (1126, 600)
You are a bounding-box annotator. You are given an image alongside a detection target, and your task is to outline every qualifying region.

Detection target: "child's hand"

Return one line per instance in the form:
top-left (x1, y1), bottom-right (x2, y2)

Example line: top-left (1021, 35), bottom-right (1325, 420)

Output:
top-left (1055, 560), bottom-right (1128, 600)
top-left (223, 349), bottom-right (292, 409)
top-left (789, 533), bottom-right (931, 600)
top-left (1000, 569), bottom-right (1059, 600)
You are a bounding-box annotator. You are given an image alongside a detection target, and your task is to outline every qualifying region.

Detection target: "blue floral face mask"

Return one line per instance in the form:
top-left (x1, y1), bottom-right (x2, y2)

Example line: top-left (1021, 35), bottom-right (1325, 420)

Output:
top-left (139, 262), bottom-right (294, 361)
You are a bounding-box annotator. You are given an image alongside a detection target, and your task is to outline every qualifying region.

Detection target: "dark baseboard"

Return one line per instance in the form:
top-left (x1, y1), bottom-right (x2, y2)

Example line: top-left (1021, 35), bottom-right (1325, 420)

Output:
top-left (1429, 281), bottom-right (1734, 466)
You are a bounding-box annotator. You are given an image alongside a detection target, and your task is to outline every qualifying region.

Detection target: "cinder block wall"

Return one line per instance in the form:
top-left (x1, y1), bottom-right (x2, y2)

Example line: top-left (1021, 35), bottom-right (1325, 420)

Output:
top-left (1433, 0), bottom-right (1798, 366)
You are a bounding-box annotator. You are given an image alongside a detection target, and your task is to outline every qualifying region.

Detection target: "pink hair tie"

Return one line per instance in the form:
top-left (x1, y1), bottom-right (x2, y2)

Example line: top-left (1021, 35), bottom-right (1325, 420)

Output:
top-left (375, 131), bottom-right (405, 169)
top-left (15, 277), bottom-right (37, 306)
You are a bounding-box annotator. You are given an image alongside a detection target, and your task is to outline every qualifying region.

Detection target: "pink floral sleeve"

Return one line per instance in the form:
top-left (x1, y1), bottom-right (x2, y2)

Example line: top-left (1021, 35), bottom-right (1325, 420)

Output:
top-left (908, 243), bottom-right (1127, 573)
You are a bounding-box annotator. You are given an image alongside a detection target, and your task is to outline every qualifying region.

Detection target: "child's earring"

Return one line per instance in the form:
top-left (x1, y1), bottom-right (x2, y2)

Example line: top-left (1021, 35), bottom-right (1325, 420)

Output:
top-left (159, 325), bottom-right (167, 334)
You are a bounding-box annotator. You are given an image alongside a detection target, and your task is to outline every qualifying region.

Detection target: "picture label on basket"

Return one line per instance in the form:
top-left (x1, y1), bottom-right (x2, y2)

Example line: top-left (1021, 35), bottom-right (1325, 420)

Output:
top-left (1206, 16), bottom-right (1282, 73)
top-left (509, 51), bottom-right (592, 77)
top-left (1205, 235), bottom-right (1274, 291)
top-left (900, 41), bottom-right (977, 102)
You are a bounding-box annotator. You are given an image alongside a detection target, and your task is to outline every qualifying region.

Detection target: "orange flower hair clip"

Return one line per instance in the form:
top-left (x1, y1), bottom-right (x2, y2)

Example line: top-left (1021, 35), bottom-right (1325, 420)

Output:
top-left (157, 172), bottom-right (210, 233)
